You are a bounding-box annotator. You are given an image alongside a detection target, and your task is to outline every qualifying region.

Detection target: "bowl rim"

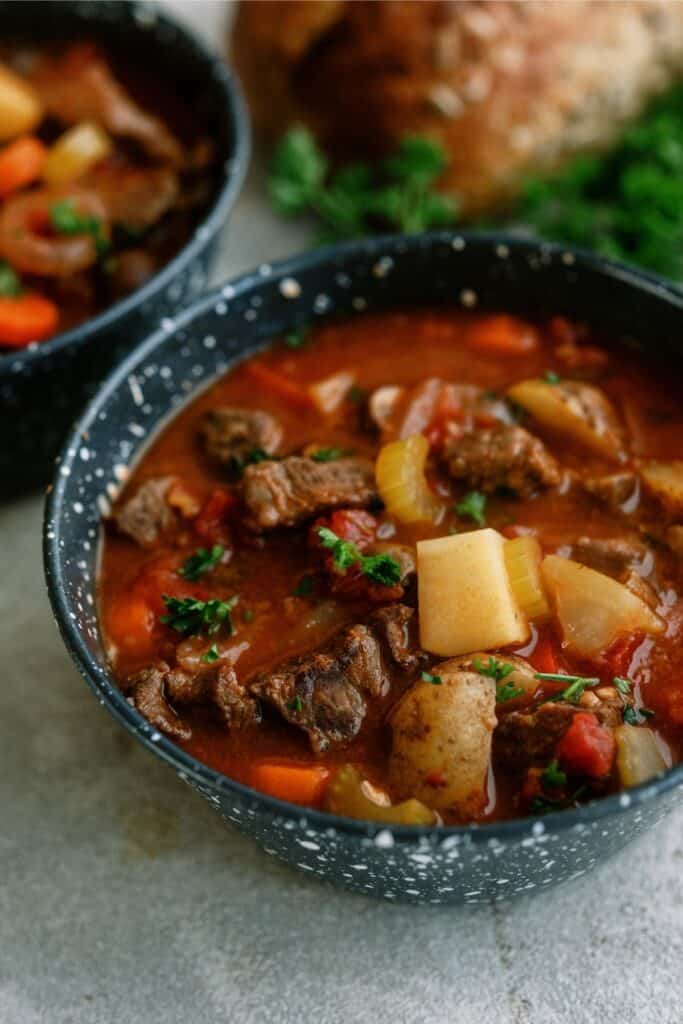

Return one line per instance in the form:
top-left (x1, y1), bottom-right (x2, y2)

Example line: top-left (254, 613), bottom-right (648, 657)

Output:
top-left (44, 230), bottom-right (683, 844)
top-left (0, 0), bottom-right (250, 373)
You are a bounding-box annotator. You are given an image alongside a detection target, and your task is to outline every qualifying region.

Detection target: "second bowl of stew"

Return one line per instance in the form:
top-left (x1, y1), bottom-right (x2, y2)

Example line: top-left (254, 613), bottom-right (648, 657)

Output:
top-left (45, 232), bottom-right (683, 904)
top-left (0, 0), bottom-right (249, 493)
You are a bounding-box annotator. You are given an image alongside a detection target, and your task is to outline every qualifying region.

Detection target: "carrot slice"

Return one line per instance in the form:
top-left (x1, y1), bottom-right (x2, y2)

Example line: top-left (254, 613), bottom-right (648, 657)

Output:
top-left (250, 762), bottom-right (330, 806)
top-left (245, 361), bottom-right (314, 410)
top-left (465, 315), bottom-right (539, 356)
top-left (0, 136), bottom-right (47, 197)
top-left (0, 292), bottom-right (59, 347)
top-left (528, 629), bottom-right (558, 675)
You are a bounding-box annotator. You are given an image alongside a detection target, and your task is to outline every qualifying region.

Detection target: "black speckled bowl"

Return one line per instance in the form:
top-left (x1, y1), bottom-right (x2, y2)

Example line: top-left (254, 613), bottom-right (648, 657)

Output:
top-left (0, 0), bottom-right (249, 495)
top-left (44, 232), bottom-right (683, 905)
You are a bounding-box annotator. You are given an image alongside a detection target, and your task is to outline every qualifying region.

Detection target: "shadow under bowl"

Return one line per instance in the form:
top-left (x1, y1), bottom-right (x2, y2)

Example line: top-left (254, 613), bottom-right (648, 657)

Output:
top-left (0, 0), bottom-right (249, 495)
top-left (44, 231), bottom-right (683, 904)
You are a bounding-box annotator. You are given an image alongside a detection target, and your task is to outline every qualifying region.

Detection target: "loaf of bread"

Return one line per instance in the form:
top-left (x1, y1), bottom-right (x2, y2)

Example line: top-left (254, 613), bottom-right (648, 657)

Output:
top-left (232, 0), bottom-right (683, 215)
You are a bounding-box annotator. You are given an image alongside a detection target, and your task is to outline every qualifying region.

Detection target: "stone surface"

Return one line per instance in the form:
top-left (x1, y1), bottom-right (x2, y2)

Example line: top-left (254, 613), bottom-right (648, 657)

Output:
top-left (1, 3), bottom-right (682, 1022)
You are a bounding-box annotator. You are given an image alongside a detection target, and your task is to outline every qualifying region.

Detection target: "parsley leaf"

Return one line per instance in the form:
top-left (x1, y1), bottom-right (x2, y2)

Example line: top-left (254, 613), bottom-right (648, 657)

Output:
top-left (50, 199), bottom-right (110, 256)
top-left (623, 706), bottom-right (655, 725)
top-left (613, 676), bottom-right (632, 695)
top-left (0, 260), bottom-right (22, 297)
top-left (421, 671), bottom-right (442, 685)
top-left (455, 491), bottom-right (487, 526)
top-left (311, 447), bottom-right (349, 462)
top-left (230, 447), bottom-right (273, 477)
top-left (540, 759), bottom-right (566, 789)
top-left (316, 525), bottom-right (402, 587)
top-left (286, 694), bottom-right (303, 714)
top-left (347, 385), bottom-right (366, 404)
top-left (160, 595), bottom-right (238, 637)
top-left (201, 643), bottom-right (220, 665)
top-left (474, 656), bottom-right (524, 702)
top-left (292, 574), bottom-right (316, 598)
top-left (269, 127), bottom-right (328, 215)
top-left (178, 544), bottom-right (224, 582)
top-left (543, 370), bottom-right (561, 385)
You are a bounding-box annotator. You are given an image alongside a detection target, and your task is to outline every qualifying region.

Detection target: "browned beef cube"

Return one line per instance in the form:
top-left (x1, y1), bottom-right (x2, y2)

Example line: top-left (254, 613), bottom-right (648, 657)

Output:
top-left (201, 406), bottom-right (282, 465)
top-left (443, 424), bottom-right (561, 497)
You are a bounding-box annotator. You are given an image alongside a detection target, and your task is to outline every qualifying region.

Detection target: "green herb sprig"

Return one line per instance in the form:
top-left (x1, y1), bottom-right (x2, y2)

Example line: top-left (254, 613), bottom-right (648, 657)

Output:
top-left (0, 260), bottom-right (22, 297)
top-left (535, 672), bottom-right (600, 704)
top-left (474, 656), bottom-right (524, 703)
top-left (455, 491), bottom-right (487, 527)
top-left (178, 545), bottom-right (224, 582)
top-left (50, 199), bottom-right (110, 256)
top-left (421, 671), bottom-right (442, 686)
top-left (160, 595), bottom-right (238, 637)
top-left (316, 525), bottom-right (401, 587)
top-left (310, 447), bottom-right (350, 463)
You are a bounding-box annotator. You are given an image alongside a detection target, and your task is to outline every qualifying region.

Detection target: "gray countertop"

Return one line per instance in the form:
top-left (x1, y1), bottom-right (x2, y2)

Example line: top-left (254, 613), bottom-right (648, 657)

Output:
top-left (2, 4), bottom-right (682, 1021)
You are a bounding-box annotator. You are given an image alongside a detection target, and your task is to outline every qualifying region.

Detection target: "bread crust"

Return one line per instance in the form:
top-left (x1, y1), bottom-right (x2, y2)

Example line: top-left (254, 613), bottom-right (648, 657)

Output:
top-left (232, 0), bottom-right (683, 214)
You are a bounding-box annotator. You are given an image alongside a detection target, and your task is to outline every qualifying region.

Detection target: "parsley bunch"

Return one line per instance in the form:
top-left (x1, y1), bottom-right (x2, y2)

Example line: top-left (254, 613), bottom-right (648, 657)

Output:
top-left (50, 199), bottom-right (110, 257)
top-left (160, 595), bottom-right (238, 637)
top-left (316, 525), bottom-right (402, 587)
top-left (178, 545), bottom-right (224, 582)
top-left (269, 128), bottom-right (458, 243)
top-left (0, 260), bottom-right (22, 297)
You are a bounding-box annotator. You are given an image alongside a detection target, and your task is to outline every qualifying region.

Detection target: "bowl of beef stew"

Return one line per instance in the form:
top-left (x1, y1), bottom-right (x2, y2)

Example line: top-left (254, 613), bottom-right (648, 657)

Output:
top-left (45, 232), bottom-right (683, 904)
top-left (0, 0), bottom-right (249, 493)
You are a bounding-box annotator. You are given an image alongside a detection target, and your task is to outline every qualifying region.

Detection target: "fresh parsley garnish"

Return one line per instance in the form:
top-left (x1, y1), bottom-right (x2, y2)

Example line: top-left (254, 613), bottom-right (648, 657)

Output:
top-left (316, 525), bottom-right (402, 587)
top-left (474, 656), bottom-right (524, 702)
top-left (285, 326), bottom-right (309, 349)
top-left (50, 199), bottom-right (110, 256)
top-left (292, 574), bottom-right (316, 598)
top-left (623, 706), bottom-right (655, 725)
top-left (286, 694), bottom-right (303, 714)
top-left (311, 447), bottom-right (349, 462)
top-left (160, 595), bottom-right (238, 637)
top-left (455, 491), bottom-right (487, 527)
top-left (347, 385), bottom-right (366, 404)
top-left (536, 672), bottom-right (599, 704)
top-left (230, 447), bottom-right (273, 477)
top-left (269, 128), bottom-right (457, 242)
top-left (178, 544), bottom-right (224, 582)
top-left (543, 370), bottom-right (561, 385)
top-left (540, 759), bottom-right (566, 790)
top-left (0, 260), bottom-right (22, 297)
top-left (613, 676), bottom-right (632, 695)
top-left (421, 671), bottom-right (442, 685)
top-left (201, 643), bottom-right (220, 665)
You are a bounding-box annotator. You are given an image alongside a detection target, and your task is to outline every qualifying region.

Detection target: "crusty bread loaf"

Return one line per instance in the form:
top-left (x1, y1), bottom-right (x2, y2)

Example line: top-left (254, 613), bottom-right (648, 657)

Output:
top-left (232, 0), bottom-right (683, 215)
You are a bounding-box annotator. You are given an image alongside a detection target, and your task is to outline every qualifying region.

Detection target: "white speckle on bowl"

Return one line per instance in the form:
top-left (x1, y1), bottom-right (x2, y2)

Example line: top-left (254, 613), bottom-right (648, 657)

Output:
top-left (280, 277), bottom-right (301, 299)
top-left (215, 302), bottom-right (228, 315)
top-left (562, 252), bottom-right (576, 266)
top-left (97, 494), bottom-right (110, 517)
top-left (72, 502), bottom-right (84, 515)
top-left (374, 830), bottom-right (394, 849)
top-left (452, 236), bottom-right (466, 251)
top-left (495, 244), bottom-right (509, 258)
top-left (532, 821), bottom-right (545, 838)
top-left (352, 296), bottom-right (367, 311)
top-left (372, 256), bottom-right (394, 278)
top-left (460, 288), bottom-right (478, 307)
top-left (129, 423), bottom-right (145, 438)
top-left (113, 464), bottom-right (129, 483)
top-left (79, 447), bottom-right (90, 462)
top-left (297, 839), bottom-right (320, 851)
top-left (161, 317), bottom-right (175, 333)
top-left (222, 284), bottom-right (235, 299)
top-left (259, 263), bottom-right (272, 277)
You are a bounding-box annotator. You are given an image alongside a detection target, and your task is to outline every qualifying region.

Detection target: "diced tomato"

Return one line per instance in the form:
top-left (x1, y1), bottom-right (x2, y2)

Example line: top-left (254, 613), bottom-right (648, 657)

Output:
top-left (604, 633), bottom-right (643, 677)
top-left (194, 488), bottom-right (236, 546)
top-left (311, 509), bottom-right (377, 552)
top-left (329, 560), bottom-right (403, 604)
top-left (556, 712), bottom-right (616, 778)
top-left (528, 630), bottom-right (559, 675)
top-left (465, 315), bottom-right (539, 356)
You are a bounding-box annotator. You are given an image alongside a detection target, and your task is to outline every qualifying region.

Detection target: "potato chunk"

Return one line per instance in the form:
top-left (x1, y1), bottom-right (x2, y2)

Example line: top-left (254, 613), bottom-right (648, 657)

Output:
top-left (615, 725), bottom-right (668, 787)
top-left (417, 529), bottom-right (529, 656)
top-left (0, 62), bottom-right (43, 140)
top-left (640, 460), bottom-right (683, 517)
top-left (507, 378), bottom-right (625, 460)
top-left (542, 554), bottom-right (664, 658)
top-left (389, 666), bottom-right (496, 815)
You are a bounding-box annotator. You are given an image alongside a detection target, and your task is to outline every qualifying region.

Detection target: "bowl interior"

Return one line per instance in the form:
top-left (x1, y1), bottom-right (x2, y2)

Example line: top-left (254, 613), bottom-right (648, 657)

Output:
top-left (44, 231), bottom-right (683, 836)
top-left (0, 0), bottom-right (248, 371)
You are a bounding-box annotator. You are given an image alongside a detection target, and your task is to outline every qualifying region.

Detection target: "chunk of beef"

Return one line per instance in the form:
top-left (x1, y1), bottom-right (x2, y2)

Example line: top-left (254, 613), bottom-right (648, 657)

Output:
top-left (123, 661), bottom-right (260, 741)
top-left (85, 162), bottom-right (179, 229)
top-left (584, 472), bottom-right (640, 513)
top-left (443, 423), bottom-right (561, 497)
top-left (367, 603), bottom-right (422, 671)
top-left (113, 476), bottom-right (175, 547)
top-left (494, 696), bottom-right (622, 770)
top-left (201, 406), bottom-right (282, 466)
top-left (123, 662), bottom-right (192, 741)
top-left (30, 43), bottom-right (183, 164)
top-left (249, 624), bottom-right (387, 752)
top-left (572, 536), bottom-right (646, 577)
top-left (243, 456), bottom-right (377, 530)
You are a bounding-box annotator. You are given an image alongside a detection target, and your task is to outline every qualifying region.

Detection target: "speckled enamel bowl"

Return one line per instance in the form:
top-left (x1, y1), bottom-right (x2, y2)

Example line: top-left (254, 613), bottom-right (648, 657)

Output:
top-left (0, 0), bottom-right (249, 495)
top-left (44, 233), bottom-right (683, 905)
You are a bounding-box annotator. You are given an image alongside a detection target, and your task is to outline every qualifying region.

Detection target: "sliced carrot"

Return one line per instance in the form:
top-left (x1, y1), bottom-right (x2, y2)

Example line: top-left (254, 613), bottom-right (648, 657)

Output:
top-left (0, 292), bottom-right (59, 347)
top-left (250, 762), bottom-right (330, 806)
top-left (0, 136), bottom-right (47, 197)
top-left (245, 361), bottom-right (314, 410)
top-left (528, 629), bottom-right (558, 675)
top-left (465, 315), bottom-right (539, 356)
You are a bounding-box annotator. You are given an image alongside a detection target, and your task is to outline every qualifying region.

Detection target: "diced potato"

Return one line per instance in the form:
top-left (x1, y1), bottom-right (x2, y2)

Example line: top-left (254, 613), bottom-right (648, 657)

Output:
top-left (0, 62), bottom-right (43, 140)
top-left (615, 724), bottom-right (667, 787)
top-left (43, 121), bottom-right (112, 185)
top-left (308, 370), bottom-right (355, 415)
top-left (640, 460), bottom-right (683, 517)
top-left (376, 433), bottom-right (441, 523)
top-left (541, 554), bottom-right (664, 658)
top-left (507, 378), bottom-right (625, 460)
top-left (324, 764), bottom-right (437, 825)
top-left (504, 535), bottom-right (551, 622)
top-left (666, 525), bottom-right (683, 557)
top-left (449, 652), bottom-right (540, 697)
top-left (390, 667), bottom-right (496, 815)
top-left (417, 529), bottom-right (529, 656)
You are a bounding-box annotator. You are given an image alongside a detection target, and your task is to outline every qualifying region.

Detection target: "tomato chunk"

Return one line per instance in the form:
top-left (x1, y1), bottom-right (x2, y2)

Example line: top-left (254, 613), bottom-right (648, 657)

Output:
top-left (194, 488), bottom-right (236, 546)
top-left (310, 509), bottom-right (377, 552)
top-left (556, 712), bottom-right (616, 778)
